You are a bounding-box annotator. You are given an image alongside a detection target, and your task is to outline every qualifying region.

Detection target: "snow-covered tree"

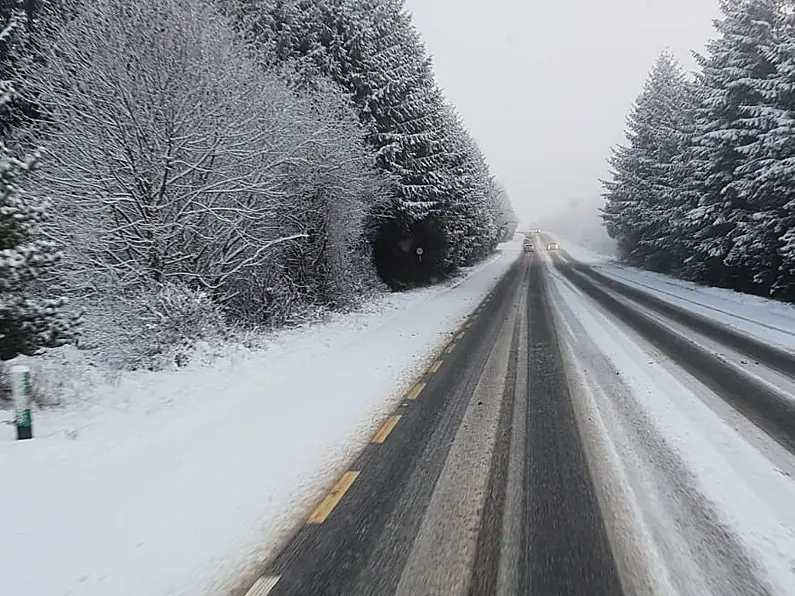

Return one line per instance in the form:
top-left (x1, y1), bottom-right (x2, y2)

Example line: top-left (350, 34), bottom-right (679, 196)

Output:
top-left (489, 179), bottom-right (519, 243)
top-left (730, 1), bottom-right (795, 296)
top-left (0, 144), bottom-right (76, 361)
top-left (234, 0), bottom-right (511, 287)
top-left (438, 103), bottom-right (500, 267)
top-left (19, 0), bottom-right (384, 367)
top-left (767, 4), bottom-right (795, 294)
top-left (603, 0), bottom-right (795, 299)
top-left (0, 1), bottom-right (24, 134)
top-left (683, 0), bottom-right (782, 290)
top-left (0, 0), bottom-right (42, 137)
top-left (602, 51), bottom-right (693, 272)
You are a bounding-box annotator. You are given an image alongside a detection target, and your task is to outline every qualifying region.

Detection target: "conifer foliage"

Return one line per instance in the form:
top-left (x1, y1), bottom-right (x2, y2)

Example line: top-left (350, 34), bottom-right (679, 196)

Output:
top-left (603, 0), bottom-right (795, 299)
top-left (0, 144), bottom-right (76, 361)
top-left (602, 51), bottom-right (692, 273)
top-left (232, 0), bottom-right (517, 287)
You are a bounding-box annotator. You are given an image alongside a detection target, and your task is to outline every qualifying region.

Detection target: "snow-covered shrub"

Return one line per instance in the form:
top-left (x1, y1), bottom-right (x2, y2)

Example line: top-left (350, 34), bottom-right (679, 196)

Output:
top-left (21, 0), bottom-right (384, 334)
top-left (82, 282), bottom-right (227, 371)
top-left (6, 344), bottom-right (102, 407)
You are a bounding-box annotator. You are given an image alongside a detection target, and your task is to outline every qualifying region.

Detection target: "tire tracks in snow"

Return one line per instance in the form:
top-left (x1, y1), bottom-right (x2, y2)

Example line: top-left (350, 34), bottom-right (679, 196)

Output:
top-left (545, 252), bottom-right (793, 595)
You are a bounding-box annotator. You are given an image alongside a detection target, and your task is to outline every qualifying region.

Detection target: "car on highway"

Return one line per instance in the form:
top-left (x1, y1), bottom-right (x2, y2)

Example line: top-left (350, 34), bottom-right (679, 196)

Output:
top-left (546, 242), bottom-right (559, 251)
top-left (523, 239), bottom-right (534, 253)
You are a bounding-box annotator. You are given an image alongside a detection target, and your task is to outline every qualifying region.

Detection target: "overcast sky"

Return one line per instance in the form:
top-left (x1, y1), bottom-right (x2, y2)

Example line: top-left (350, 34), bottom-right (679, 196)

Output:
top-left (403, 0), bottom-right (722, 224)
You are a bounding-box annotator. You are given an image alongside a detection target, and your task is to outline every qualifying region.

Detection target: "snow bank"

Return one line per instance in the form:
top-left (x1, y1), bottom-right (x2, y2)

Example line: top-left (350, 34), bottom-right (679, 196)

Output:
top-left (0, 238), bottom-right (522, 596)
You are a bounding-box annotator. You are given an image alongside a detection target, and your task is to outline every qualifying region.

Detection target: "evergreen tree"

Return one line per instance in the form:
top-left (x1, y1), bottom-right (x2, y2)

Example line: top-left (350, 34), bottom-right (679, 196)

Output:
top-left (602, 52), bottom-right (692, 272)
top-left (489, 179), bottom-right (518, 243)
top-left (663, 78), bottom-right (705, 275)
top-left (439, 103), bottom-right (498, 266)
top-left (0, 144), bottom-right (77, 361)
top-left (233, 0), bottom-right (507, 287)
top-left (0, 2), bottom-right (73, 360)
top-left (683, 0), bottom-right (781, 291)
top-left (731, 1), bottom-right (795, 296)
top-left (0, 0), bottom-right (39, 136)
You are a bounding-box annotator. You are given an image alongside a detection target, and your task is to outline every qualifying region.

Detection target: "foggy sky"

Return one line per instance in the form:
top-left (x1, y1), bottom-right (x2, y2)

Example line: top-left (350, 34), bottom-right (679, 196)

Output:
top-left (403, 0), bottom-right (722, 224)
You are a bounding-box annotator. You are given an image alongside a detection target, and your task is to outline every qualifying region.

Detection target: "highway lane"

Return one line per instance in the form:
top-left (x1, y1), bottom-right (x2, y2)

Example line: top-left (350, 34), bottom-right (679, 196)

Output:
top-left (243, 252), bottom-right (623, 596)
top-left (518, 253), bottom-right (622, 596)
top-left (542, 246), bottom-right (781, 596)
top-left (547, 248), bottom-right (795, 456)
top-left (242, 239), bottom-right (795, 596)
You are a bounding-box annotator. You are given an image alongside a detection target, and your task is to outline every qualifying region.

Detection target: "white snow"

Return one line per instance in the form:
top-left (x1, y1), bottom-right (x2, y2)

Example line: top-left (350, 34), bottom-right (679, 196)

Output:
top-left (0, 237), bottom-right (522, 596)
top-left (553, 236), bottom-right (795, 353)
top-left (547, 261), bottom-right (795, 594)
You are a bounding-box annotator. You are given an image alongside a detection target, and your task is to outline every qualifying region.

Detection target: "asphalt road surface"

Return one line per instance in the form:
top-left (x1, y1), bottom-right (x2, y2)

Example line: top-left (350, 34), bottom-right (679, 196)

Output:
top-left (238, 251), bottom-right (621, 596)
top-left (241, 240), bottom-right (784, 596)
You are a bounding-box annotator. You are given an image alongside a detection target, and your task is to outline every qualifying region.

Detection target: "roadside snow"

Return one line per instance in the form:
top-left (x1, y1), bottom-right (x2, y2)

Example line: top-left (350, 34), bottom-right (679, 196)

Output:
top-left (0, 238), bottom-right (522, 596)
top-left (553, 236), bottom-right (795, 353)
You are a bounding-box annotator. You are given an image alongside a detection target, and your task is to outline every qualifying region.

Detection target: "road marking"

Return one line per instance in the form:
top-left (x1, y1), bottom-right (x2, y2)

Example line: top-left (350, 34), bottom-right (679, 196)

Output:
top-left (307, 471), bottom-right (360, 524)
top-left (244, 575), bottom-right (281, 596)
top-left (372, 415), bottom-right (401, 443)
top-left (445, 343), bottom-right (456, 354)
top-left (406, 382), bottom-right (426, 400)
top-left (429, 359), bottom-right (443, 373)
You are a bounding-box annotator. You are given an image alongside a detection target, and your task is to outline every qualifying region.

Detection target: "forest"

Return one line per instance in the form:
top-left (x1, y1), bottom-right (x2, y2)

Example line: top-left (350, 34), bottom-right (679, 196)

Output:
top-left (603, 0), bottom-right (795, 299)
top-left (0, 0), bottom-right (517, 370)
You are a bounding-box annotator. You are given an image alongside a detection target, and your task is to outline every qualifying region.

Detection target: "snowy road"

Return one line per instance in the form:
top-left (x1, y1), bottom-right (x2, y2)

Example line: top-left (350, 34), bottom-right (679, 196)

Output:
top-left (249, 239), bottom-right (795, 596)
top-left (544, 245), bottom-right (795, 595)
top-left (5, 236), bottom-right (795, 595)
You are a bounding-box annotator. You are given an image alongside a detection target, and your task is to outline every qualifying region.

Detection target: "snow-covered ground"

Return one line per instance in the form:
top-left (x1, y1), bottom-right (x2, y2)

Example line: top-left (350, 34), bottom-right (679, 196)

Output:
top-left (0, 237), bottom-right (522, 596)
top-left (543, 248), bottom-right (795, 595)
top-left (554, 236), bottom-right (795, 353)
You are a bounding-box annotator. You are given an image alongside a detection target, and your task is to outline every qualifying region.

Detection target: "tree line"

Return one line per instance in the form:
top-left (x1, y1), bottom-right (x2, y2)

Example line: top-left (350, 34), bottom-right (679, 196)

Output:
top-left (0, 0), bottom-right (517, 370)
top-left (602, 0), bottom-right (795, 299)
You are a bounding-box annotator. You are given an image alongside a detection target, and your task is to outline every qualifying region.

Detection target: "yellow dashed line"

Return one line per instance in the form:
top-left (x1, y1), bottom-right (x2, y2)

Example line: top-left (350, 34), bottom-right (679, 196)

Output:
top-left (307, 471), bottom-right (360, 524)
top-left (428, 359), bottom-right (443, 373)
top-left (372, 415), bottom-right (401, 444)
top-left (406, 381), bottom-right (426, 400)
top-left (445, 343), bottom-right (456, 354)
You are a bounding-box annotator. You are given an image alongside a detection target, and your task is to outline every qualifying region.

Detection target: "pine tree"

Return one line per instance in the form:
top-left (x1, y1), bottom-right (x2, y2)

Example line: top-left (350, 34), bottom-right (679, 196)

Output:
top-left (0, 3), bottom-right (77, 361)
top-left (683, 0), bottom-right (781, 291)
top-left (769, 5), bottom-right (795, 294)
top-left (0, 1), bottom-right (24, 134)
top-left (439, 103), bottom-right (499, 267)
top-left (602, 52), bottom-right (692, 272)
top-left (0, 0), bottom-right (40, 136)
top-left (489, 179), bottom-right (518, 243)
top-left (663, 78), bottom-right (705, 275)
top-left (730, 2), bottom-right (795, 296)
top-left (0, 144), bottom-right (77, 361)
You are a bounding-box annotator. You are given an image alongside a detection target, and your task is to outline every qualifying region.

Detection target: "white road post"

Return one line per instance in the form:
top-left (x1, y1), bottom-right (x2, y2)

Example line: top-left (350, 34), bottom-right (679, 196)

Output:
top-left (11, 365), bottom-right (33, 440)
